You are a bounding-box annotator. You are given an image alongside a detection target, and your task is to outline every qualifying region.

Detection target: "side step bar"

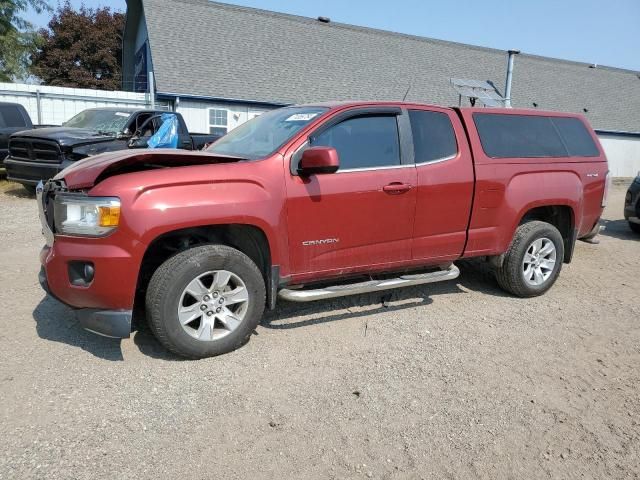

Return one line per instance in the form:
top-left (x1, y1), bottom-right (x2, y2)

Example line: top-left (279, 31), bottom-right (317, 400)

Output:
top-left (278, 264), bottom-right (460, 303)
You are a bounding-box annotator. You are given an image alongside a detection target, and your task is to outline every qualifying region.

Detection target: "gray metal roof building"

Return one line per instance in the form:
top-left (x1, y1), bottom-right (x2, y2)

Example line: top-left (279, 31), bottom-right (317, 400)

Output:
top-left (122, 0), bottom-right (640, 176)
top-left (123, 0), bottom-right (640, 133)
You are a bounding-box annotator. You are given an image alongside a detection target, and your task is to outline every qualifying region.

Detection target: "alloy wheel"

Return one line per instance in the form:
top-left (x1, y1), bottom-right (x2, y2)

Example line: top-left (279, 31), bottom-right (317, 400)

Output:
top-left (177, 270), bottom-right (249, 341)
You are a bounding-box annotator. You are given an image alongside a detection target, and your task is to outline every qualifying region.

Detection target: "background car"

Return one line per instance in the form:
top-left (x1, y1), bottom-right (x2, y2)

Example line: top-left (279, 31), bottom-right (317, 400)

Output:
top-left (624, 173), bottom-right (640, 233)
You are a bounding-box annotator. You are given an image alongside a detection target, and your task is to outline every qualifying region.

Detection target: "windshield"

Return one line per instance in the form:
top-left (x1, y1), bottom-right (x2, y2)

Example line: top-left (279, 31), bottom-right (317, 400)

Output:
top-left (206, 106), bottom-right (329, 159)
top-left (64, 110), bottom-right (133, 135)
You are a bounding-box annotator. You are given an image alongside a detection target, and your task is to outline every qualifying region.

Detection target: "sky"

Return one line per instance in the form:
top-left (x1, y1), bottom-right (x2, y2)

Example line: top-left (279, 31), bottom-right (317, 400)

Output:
top-left (25, 0), bottom-right (640, 71)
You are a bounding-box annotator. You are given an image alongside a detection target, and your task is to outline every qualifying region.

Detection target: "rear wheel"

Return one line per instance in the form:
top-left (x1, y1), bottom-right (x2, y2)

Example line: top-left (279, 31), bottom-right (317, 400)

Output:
top-left (146, 244), bottom-right (265, 359)
top-left (630, 222), bottom-right (640, 234)
top-left (495, 221), bottom-right (564, 297)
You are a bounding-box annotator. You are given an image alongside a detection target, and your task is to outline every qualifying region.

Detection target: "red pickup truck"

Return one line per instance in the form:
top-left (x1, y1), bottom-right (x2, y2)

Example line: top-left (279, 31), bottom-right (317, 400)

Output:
top-left (36, 102), bottom-right (609, 358)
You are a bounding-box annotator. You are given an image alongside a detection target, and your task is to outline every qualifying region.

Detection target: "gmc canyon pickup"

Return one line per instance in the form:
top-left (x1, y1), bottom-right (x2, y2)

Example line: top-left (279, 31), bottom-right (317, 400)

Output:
top-left (36, 102), bottom-right (609, 358)
top-left (5, 107), bottom-right (221, 193)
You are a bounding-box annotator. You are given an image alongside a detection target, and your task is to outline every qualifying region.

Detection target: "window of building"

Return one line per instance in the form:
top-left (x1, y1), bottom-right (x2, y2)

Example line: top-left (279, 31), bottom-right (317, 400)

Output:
top-left (473, 113), bottom-right (599, 159)
top-left (208, 108), bottom-right (228, 136)
top-left (409, 110), bottom-right (458, 163)
top-left (310, 115), bottom-right (400, 170)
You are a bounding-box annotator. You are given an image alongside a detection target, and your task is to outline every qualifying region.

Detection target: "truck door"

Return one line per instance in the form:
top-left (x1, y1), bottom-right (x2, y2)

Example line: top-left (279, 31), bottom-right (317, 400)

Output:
top-left (285, 108), bottom-right (417, 278)
top-left (409, 108), bottom-right (475, 262)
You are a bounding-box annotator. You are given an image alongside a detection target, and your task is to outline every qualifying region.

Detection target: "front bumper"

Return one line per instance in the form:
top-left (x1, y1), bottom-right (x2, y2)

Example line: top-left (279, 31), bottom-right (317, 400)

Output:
top-left (39, 266), bottom-right (132, 338)
top-left (37, 182), bottom-right (140, 339)
top-left (4, 157), bottom-right (69, 185)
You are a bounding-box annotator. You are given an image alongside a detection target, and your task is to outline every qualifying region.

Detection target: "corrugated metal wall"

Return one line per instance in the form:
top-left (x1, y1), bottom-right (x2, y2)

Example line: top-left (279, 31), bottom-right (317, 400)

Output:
top-left (0, 83), bottom-right (167, 126)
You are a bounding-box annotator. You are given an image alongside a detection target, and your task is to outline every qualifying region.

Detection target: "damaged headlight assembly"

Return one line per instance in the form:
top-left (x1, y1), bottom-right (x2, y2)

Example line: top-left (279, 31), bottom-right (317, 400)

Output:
top-left (53, 194), bottom-right (121, 237)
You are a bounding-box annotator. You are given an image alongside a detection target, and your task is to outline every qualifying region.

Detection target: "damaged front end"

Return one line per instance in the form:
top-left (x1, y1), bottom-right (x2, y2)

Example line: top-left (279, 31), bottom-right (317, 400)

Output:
top-left (57, 149), bottom-right (243, 190)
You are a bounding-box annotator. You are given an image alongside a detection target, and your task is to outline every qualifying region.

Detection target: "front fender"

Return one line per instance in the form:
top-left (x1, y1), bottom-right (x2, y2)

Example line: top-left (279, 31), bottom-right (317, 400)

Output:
top-left (88, 158), bottom-right (289, 270)
top-left (130, 179), bottom-right (278, 246)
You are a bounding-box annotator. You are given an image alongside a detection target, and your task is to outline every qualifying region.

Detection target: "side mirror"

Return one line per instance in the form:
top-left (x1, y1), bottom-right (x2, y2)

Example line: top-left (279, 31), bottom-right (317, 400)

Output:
top-left (298, 147), bottom-right (339, 175)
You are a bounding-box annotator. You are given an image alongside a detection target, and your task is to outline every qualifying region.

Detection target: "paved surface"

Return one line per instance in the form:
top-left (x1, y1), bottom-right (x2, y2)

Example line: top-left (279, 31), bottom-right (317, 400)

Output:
top-left (0, 180), bottom-right (638, 479)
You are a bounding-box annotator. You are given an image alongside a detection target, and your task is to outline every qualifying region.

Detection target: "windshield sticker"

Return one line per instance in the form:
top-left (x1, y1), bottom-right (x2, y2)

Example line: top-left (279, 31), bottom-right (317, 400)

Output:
top-left (284, 113), bottom-right (319, 122)
top-left (115, 112), bottom-right (130, 117)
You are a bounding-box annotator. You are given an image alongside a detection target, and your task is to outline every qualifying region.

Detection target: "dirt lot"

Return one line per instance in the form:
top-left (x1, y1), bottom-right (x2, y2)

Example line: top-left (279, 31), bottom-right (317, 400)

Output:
top-left (0, 179), bottom-right (638, 479)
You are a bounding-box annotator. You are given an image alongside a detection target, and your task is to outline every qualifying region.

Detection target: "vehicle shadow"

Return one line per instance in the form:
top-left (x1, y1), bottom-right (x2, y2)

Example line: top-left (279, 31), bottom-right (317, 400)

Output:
top-left (32, 296), bottom-right (125, 361)
top-left (131, 320), bottom-right (185, 361)
top-left (4, 186), bottom-right (34, 198)
top-left (31, 261), bottom-right (508, 359)
top-left (262, 260), bottom-right (509, 330)
top-left (599, 219), bottom-right (639, 241)
top-left (32, 295), bottom-right (189, 361)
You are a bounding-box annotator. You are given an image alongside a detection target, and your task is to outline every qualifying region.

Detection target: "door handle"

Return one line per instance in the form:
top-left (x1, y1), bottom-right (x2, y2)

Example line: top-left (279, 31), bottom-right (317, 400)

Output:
top-left (383, 183), bottom-right (412, 194)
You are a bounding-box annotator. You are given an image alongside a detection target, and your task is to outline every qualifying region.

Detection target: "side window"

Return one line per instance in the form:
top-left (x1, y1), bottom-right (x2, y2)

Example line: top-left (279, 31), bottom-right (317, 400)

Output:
top-left (409, 110), bottom-right (457, 163)
top-left (551, 117), bottom-right (599, 157)
top-left (209, 108), bottom-right (228, 136)
top-left (310, 115), bottom-right (400, 170)
top-left (473, 113), bottom-right (567, 158)
top-left (135, 113), bottom-right (152, 134)
top-left (0, 105), bottom-right (27, 128)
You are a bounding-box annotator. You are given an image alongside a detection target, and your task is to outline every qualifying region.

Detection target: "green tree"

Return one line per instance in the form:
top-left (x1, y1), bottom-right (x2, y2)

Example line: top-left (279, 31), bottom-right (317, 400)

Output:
top-left (0, 0), bottom-right (50, 81)
top-left (30, 2), bottom-right (125, 90)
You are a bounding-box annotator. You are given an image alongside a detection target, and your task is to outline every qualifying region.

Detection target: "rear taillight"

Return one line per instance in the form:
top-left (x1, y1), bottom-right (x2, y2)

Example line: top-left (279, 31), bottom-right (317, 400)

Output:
top-left (602, 171), bottom-right (611, 208)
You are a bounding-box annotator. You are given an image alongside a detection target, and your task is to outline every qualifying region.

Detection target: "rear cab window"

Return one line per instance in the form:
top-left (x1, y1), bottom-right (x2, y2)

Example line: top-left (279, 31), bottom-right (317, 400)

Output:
top-left (473, 113), bottom-right (599, 158)
top-left (409, 110), bottom-right (458, 163)
top-left (0, 105), bottom-right (28, 128)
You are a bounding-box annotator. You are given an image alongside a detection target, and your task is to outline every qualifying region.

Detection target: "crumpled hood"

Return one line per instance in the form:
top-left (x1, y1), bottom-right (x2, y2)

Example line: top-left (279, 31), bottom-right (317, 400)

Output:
top-left (12, 127), bottom-right (116, 147)
top-left (56, 149), bottom-right (242, 189)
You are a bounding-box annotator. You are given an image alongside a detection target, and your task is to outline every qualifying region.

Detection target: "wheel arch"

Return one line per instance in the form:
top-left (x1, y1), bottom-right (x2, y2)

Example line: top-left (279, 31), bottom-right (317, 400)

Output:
top-left (500, 170), bottom-right (583, 264)
top-left (517, 204), bottom-right (577, 263)
top-left (134, 223), bottom-right (274, 316)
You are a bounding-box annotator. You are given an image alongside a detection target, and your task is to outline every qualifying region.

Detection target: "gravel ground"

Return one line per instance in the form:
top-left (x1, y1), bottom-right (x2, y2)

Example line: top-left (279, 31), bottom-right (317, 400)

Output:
top-left (0, 179), bottom-right (638, 479)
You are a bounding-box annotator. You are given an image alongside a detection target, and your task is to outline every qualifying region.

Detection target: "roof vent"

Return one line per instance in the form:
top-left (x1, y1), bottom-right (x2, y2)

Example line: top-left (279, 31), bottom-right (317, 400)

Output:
top-left (317, 16), bottom-right (331, 23)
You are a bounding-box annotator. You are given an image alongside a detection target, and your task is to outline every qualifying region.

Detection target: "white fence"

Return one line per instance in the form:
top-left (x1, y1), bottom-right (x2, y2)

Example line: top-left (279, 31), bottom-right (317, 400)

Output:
top-left (0, 82), bottom-right (168, 126)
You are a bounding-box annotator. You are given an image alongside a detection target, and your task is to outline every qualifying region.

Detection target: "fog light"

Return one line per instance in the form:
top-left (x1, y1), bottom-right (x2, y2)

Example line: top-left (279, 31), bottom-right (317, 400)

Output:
top-left (83, 264), bottom-right (95, 283)
top-left (68, 261), bottom-right (95, 286)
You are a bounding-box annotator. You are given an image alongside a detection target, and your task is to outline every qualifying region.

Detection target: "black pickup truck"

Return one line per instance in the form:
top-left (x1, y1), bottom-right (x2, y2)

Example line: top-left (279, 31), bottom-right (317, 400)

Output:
top-left (1, 102), bottom-right (35, 166)
top-left (4, 108), bottom-right (222, 193)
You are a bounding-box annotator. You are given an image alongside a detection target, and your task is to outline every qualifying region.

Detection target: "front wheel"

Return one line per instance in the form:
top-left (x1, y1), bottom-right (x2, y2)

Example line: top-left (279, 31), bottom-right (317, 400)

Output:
top-left (495, 221), bottom-right (564, 297)
top-left (146, 244), bottom-right (266, 359)
top-left (630, 222), bottom-right (640, 234)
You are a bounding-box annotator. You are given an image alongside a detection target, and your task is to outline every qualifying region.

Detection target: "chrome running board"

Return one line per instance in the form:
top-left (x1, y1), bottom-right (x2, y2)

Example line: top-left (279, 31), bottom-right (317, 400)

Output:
top-left (278, 264), bottom-right (460, 302)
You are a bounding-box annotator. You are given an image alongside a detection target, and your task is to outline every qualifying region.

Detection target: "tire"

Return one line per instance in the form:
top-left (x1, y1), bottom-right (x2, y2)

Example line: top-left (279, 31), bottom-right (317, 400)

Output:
top-left (146, 244), bottom-right (266, 359)
top-left (495, 221), bottom-right (564, 298)
top-left (630, 222), bottom-right (640, 234)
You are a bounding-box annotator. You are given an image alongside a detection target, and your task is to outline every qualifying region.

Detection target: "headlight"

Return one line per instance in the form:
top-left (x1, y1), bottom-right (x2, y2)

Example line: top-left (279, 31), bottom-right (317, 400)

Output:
top-left (54, 194), bottom-right (121, 237)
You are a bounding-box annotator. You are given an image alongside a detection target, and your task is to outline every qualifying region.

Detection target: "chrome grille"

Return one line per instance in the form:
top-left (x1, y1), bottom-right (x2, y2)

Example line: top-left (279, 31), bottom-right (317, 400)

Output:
top-left (9, 138), bottom-right (62, 164)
